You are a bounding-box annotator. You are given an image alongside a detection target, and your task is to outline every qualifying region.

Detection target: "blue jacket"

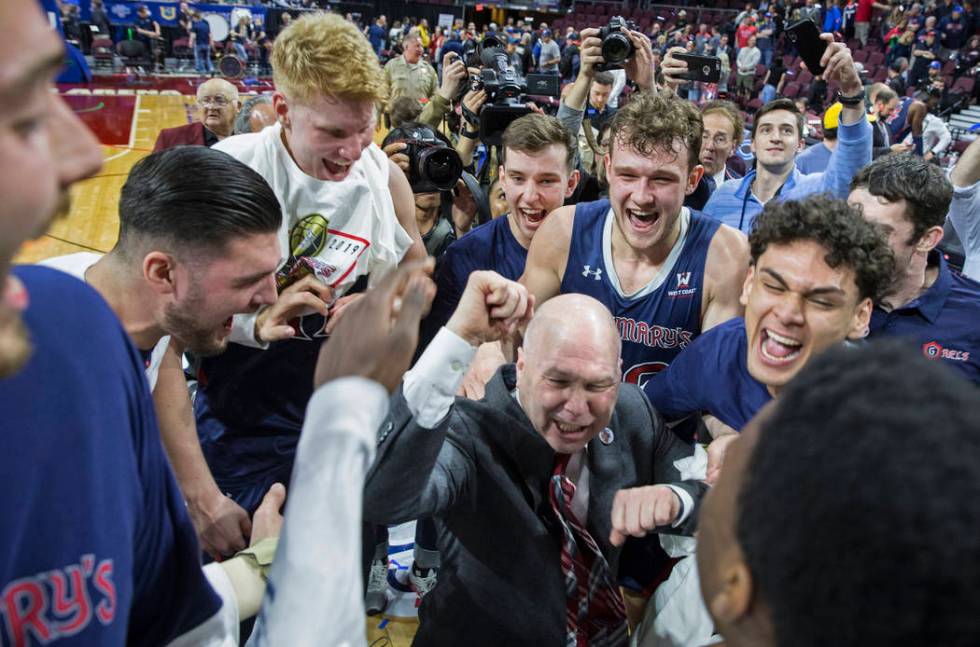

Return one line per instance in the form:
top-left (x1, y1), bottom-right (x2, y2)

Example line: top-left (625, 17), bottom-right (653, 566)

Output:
top-left (704, 113), bottom-right (872, 233)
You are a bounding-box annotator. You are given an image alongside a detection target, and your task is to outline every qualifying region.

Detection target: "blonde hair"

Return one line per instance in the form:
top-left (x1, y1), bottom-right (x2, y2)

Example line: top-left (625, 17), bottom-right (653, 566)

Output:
top-left (272, 11), bottom-right (385, 104)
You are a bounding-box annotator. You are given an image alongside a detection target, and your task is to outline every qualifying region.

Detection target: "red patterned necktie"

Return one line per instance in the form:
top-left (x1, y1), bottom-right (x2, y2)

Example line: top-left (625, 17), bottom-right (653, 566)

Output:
top-left (550, 453), bottom-right (629, 647)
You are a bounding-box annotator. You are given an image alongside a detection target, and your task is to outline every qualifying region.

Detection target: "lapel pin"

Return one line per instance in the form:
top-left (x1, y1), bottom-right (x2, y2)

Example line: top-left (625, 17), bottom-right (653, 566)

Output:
top-left (599, 427), bottom-right (614, 445)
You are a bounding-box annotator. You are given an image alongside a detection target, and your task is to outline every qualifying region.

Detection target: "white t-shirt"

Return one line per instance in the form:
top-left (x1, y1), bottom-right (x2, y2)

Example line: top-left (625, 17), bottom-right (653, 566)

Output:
top-left (214, 122), bottom-right (413, 347)
top-left (38, 252), bottom-right (171, 391)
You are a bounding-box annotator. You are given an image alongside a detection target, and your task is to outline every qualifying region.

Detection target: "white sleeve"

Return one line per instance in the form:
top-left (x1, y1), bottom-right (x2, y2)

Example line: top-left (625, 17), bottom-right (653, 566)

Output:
top-left (246, 377), bottom-right (389, 647)
top-left (947, 177), bottom-right (980, 282)
top-left (164, 565), bottom-right (239, 647)
top-left (402, 327), bottom-right (476, 428)
top-left (229, 309), bottom-right (270, 349)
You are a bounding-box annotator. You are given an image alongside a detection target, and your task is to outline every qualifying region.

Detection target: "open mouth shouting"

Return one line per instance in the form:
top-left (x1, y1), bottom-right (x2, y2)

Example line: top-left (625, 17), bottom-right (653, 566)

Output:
top-left (758, 328), bottom-right (803, 366)
top-left (518, 207), bottom-right (548, 228)
top-left (322, 157), bottom-right (353, 180)
top-left (627, 208), bottom-right (660, 233)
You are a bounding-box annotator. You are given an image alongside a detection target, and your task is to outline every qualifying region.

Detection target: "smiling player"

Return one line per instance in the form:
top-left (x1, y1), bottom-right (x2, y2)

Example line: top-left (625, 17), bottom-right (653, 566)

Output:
top-left (522, 89), bottom-right (749, 389)
top-left (643, 195), bottom-right (895, 432)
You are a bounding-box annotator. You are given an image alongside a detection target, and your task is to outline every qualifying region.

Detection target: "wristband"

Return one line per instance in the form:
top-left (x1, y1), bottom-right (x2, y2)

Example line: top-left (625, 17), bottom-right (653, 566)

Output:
top-left (235, 537), bottom-right (279, 581)
top-left (835, 89), bottom-right (865, 106)
top-left (460, 127), bottom-right (480, 139)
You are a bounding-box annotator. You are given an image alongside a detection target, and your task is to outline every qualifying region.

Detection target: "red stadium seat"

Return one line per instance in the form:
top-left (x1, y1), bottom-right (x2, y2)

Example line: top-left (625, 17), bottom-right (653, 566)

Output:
top-left (797, 69), bottom-right (813, 85)
top-left (867, 51), bottom-right (885, 66)
top-left (781, 82), bottom-right (802, 99)
top-left (852, 50), bottom-right (869, 63)
top-left (953, 76), bottom-right (976, 95)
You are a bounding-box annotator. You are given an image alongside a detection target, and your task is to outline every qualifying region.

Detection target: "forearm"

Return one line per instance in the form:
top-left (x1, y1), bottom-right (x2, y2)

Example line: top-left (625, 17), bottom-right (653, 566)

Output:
top-left (456, 133), bottom-right (478, 167)
top-left (250, 377), bottom-right (386, 644)
top-left (419, 93), bottom-right (451, 129)
top-left (565, 73), bottom-right (592, 112)
top-left (951, 138), bottom-right (980, 187)
top-left (154, 349), bottom-right (221, 503)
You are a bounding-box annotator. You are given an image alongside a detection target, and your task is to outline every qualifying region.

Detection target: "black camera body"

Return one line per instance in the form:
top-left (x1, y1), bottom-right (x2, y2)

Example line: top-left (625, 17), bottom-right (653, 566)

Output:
top-left (381, 124), bottom-right (463, 194)
top-left (472, 34), bottom-right (560, 146)
top-left (597, 16), bottom-right (638, 71)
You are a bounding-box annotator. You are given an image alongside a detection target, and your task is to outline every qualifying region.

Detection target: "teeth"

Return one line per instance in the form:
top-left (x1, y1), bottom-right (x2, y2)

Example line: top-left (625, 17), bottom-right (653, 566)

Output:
top-left (629, 209), bottom-right (656, 221)
top-left (767, 330), bottom-right (801, 347)
top-left (555, 421), bottom-right (584, 434)
top-left (760, 343), bottom-right (800, 363)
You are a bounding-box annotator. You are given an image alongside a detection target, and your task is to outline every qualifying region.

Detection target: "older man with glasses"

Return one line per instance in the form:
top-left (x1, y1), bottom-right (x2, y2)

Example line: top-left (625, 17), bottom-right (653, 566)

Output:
top-left (154, 78), bottom-right (241, 151)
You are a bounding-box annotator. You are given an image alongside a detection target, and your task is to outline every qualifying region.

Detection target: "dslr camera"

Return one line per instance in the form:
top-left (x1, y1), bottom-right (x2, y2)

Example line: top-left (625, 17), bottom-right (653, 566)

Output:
top-left (470, 34), bottom-right (560, 146)
top-left (381, 123), bottom-right (463, 194)
top-left (597, 16), bottom-right (638, 71)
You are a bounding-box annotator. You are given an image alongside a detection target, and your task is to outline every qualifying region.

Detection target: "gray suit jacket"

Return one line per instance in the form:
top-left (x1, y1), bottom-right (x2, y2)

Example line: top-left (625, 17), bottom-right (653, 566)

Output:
top-left (363, 365), bottom-right (706, 647)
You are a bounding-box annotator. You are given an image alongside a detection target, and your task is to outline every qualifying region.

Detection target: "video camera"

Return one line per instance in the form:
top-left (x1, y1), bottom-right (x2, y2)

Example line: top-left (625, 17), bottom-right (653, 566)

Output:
top-left (471, 34), bottom-right (560, 146)
top-left (597, 16), bottom-right (639, 71)
top-left (381, 123), bottom-right (463, 194)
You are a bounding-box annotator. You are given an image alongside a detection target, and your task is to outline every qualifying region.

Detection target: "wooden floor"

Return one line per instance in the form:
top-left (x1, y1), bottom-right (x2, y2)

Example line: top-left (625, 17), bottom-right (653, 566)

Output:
top-left (22, 91), bottom-right (421, 646)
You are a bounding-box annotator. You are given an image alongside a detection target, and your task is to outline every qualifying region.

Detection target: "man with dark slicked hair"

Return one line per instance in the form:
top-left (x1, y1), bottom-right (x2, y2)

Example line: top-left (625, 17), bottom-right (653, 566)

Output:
top-left (42, 146), bottom-right (284, 560)
top-left (699, 339), bottom-right (980, 647)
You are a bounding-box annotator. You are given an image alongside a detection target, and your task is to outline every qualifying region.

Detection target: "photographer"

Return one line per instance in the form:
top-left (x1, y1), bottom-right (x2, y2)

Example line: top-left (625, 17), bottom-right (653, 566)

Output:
top-left (558, 19), bottom-right (656, 178)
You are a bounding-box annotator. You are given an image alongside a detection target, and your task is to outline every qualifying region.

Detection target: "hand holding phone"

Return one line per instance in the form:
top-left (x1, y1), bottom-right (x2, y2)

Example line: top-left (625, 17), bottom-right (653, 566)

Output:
top-left (785, 19), bottom-right (828, 76)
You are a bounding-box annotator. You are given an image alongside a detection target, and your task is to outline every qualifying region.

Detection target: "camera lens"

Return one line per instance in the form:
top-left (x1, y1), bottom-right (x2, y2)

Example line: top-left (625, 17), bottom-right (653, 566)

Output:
top-left (602, 33), bottom-right (632, 64)
top-left (419, 147), bottom-right (463, 192)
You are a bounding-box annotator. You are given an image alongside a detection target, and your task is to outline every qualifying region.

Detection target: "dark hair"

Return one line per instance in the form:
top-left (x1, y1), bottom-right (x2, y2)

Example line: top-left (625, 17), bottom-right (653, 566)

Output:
top-left (608, 89), bottom-right (703, 172)
top-left (749, 195), bottom-right (895, 302)
top-left (501, 113), bottom-right (575, 173)
top-left (750, 98), bottom-right (805, 141)
top-left (593, 71), bottom-right (615, 86)
top-left (388, 95), bottom-right (423, 128)
top-left (738, 339), bottom-right (980, 647)
top-left (849, 152), bottom-right (953, 245)
top-left (116, 147), bottom-right (282, 257)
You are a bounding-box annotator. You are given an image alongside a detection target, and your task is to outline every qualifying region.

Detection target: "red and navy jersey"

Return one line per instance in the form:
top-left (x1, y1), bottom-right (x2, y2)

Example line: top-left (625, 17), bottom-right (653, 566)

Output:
top-left (0, 266), bottom-right (220, 646)
top-left (886, 96), bottom-right (915, 142)
top-left (870, 252), bottom-right (980, 385)
top-left (559, 199), bottom-right (721, 387)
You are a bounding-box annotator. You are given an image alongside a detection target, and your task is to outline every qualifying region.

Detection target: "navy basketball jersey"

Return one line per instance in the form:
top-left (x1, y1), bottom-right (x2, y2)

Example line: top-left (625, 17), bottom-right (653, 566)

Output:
top-left (560, 199), bottom-right (720, 387)
top-left (886, 96), bottom-right (914, 141)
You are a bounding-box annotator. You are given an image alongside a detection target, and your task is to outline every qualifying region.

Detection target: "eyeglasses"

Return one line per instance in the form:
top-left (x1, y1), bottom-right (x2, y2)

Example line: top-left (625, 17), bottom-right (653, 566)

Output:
top-left (198, 96), bottom-right (231, 108)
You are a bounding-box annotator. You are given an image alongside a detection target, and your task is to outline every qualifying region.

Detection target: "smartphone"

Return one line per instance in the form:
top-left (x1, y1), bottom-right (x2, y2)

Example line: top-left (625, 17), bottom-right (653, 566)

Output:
top-left (675, 53), bottom-right (722, 83)
top-left (785, 19), bottom-right (827, 76)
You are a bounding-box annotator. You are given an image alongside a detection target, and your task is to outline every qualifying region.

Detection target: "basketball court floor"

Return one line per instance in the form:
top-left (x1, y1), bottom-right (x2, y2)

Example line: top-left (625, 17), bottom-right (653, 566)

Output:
top-left (19, 89), bottom-right (420, 646)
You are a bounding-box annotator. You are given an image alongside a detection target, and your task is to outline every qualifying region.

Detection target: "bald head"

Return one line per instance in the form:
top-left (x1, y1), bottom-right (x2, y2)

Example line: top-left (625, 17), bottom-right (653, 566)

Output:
top-left (524, 294), bottom-right (621, 364)
top-left (517, 294), bottom-right (622, 454)
top-left (196, 79), bottom-right (239, 138)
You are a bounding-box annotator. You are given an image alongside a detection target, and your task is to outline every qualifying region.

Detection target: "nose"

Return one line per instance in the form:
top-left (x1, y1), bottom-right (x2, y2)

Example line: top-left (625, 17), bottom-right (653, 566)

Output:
top-left (253, 273), bottom-right (279, 308)
top-left (773, 293), bottom-right (805, 327)
top-left (49, 95), bottom-right (103, 191)
top-left (562, 388), bottom-right (590, 420)
top-left (337, 132), bottom-right (367, 163)
top-left (520, 180), bottom-right (542, 207)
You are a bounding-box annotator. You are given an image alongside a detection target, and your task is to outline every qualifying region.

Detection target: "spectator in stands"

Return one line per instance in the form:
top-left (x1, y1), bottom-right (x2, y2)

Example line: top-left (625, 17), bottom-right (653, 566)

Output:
top-left (760, 56), bottom-right (787, 104)
top-left (903, 101), bottom-right (951, 163)
top-left (736, 36), bottom-right (761, 102)
top-left (887, 29), bottom-right (915, 68)
top-left (854, 0), bottom-right (891, 47)
top-left (190, 10), bottom-right (213, 75)
top-left (61, 3), bottom-right (81, 46)
top-left (799, 0), bottom-right (822, 24)
top-left (233, 94), bottom-right (276, 135)
top-left (230, 15), bottom-right (252, 62)
top-left (823, 0), bottom-right (844, 34)
top-left (154, 79), bottom-right (239, 151)
top-left (383, 29), bottom-right (437, 107)
top-left (948, 135), bottom-right (980, 281)
top-left (796, 103), bottom-right (843, 174)
top-left (867, 84), bottom-right (902, 158)
top-left (939, 5), bottom-right (968, 55)
top-left (134, 4), bottom-right (162, 71)
top-left (849, 154), bottom-right (980, 384)
top-left (538, 28), bottom-right (561, 74)
top-left (700, 100), bottom-right (746, 190)
top-left (887, 57), bottom-right (910, 95)
top-left (91, 0), bottom-right (112, 42)
top-left (698, 341), bottom-right (980, 647)
top-left (366, 15), bottom-right (386, 55)
top-left (704, 35), bottom-right (872, 234)
top-left (694, 23), bottom-right (712, 54)
top-left (910, 29), bottom-right (940, 87)
top-left (735, 15), bottom-right (758, 50)
top-left (756, 12), bottom-right (776, 68)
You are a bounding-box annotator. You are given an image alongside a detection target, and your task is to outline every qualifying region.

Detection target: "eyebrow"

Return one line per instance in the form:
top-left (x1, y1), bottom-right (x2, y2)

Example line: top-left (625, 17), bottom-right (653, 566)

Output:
top-left (0, 48), bottom-right (66, 109)
top-left (761, 268), bottom-right (847, 297)
top-left (232, 269), bottom-right (275, 287)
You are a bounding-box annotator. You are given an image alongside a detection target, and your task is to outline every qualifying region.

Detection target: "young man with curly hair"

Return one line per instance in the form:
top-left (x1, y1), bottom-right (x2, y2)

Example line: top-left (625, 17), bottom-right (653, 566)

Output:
top-left (522, 89), bottom-right (750, 390)
top-left (643, 195), bottom-right (895, 432)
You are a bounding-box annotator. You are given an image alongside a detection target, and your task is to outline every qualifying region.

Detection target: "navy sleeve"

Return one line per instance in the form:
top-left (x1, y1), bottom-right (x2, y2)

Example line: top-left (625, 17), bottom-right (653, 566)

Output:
top-left (126, 337), bottom-right (222, 645)
top-left (418, 242), bottom-right (471, 353)
top-left (642, 341), bottom-right (707, 422)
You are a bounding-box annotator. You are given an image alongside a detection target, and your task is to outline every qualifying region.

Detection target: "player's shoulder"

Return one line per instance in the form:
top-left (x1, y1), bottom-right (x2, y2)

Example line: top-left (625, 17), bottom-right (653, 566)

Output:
top-left (212, 126), bottom-right (272, 163)
top-left (705, 219), bottom-right (749, 265)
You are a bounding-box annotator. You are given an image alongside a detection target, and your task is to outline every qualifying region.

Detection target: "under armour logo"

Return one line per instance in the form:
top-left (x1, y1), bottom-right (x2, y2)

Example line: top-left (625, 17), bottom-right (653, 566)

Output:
top-left (676, 272), bottom-right (692, 289)
top-left (582, 265), bottom-right (603, 280)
